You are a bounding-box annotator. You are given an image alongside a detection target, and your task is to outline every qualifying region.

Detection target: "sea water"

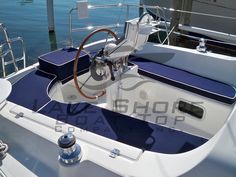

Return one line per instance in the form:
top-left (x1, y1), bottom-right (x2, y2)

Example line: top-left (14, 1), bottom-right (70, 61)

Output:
top-left (0, 0), bottom-right (139, 77)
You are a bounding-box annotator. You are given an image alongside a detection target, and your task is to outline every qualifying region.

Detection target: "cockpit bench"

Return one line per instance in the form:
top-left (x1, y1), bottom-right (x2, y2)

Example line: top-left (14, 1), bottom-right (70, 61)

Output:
top-left (7, 59), bottom-right (208, 154)
top-left (38, 47), bottom-right (90, 83)
top-left (7, 68), bottom-right (207, 154)
top-left (130, 57), bottom-right (236, 104)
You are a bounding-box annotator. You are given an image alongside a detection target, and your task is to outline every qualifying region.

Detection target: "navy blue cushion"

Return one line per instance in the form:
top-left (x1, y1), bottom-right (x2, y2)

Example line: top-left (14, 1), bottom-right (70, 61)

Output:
top-left (7, 70), bottom-right (56, 111)
top-left (38, 48), bottom-right (90, 82)
top-left (39, 101), bottom-right (207, 154)
top-left (130, 57), bottom-right (236, 104)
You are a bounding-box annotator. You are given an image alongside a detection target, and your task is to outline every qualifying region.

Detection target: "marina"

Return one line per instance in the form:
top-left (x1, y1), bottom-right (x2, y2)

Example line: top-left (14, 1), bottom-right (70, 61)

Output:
top-left (0, 0), bottom-right (139, 77)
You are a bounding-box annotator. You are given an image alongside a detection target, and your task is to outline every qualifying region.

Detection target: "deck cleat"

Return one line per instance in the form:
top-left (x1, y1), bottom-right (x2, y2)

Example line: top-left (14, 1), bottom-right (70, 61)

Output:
top-left (196, 38), bottom-right (207, 53)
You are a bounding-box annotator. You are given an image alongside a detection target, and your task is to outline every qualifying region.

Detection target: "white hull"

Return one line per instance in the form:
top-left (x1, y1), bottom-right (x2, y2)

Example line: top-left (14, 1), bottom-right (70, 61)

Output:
top-left (0, 42), bottom-right (236, 176)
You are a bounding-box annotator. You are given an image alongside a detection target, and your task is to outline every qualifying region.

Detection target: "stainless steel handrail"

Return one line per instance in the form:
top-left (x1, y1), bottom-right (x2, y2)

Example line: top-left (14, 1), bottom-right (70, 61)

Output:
top-left (68, 6), bottom-right (126, 47)
top-left (68, 3), bottom-right (236, 47)
top-left (68, 4), bottom-right (170, 47)
top-left (0, 23), bottom-right (18, 72)
top-left (69, 4), bottom-right (135, 47)
top-left (0, 23), bottom-right (26, 78)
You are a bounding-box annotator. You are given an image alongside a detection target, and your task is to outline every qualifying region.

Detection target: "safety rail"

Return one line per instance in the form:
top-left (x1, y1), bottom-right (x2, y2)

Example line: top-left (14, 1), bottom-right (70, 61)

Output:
top-left (69, 3), bottom-right (236, 49)
top-left (0, 23), bottom-right (26, 78)
top-left (68, 3), bottom-right (169, 47)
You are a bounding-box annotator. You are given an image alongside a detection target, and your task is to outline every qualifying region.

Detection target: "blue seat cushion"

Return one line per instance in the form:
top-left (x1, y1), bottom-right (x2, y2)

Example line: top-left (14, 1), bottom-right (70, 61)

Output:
top-left (7, 70), bottom-right (56, 111)
top-left (130, 57), bottom-right (236, 104)
top-left (39, 101), bottom-right (207, 154)
top-left (38, 47), bottom-right (90, 82)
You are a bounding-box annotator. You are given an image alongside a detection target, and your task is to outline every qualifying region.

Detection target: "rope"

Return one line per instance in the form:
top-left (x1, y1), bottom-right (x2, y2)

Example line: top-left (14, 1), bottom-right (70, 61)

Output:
top-left (0, 140), bottom-right (8, 160)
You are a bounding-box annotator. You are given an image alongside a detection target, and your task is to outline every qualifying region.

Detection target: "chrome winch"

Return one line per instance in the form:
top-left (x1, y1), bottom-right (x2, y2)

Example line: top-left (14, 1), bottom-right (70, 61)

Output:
top-left (58, 133), bottom-right (82, 165)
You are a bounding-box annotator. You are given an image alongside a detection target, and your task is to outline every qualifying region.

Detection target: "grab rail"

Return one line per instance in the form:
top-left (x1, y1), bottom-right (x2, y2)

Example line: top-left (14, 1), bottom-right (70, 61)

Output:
top-left (68, 3), bottom-right (236, 47)
top-left (0, 23), bottom-right (26, 78)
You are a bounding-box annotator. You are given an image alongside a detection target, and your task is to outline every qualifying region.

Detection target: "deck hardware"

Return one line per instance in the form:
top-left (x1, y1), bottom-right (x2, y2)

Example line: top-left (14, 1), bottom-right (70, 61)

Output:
top-left (0, 170), bottom-right (7, 177)
top-left (0, 140), bottom-right (8, 160)
top-left (58, 133), bottom-right (82, 165)
top-left (15, 112), bottom-right (24, 119)
top-left (109, 148), bottom-right (120, 158)
top-left (0, 45), bottom-right (2, 56)
top-left (196, 38), bottom-right (207, 53)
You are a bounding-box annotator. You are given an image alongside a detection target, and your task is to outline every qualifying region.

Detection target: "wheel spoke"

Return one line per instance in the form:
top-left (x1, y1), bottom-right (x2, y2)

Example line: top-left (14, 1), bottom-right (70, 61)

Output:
top-left (79, 74), bottom-right (92, 90)
top-left (73, 28), bottom-right (118, 99)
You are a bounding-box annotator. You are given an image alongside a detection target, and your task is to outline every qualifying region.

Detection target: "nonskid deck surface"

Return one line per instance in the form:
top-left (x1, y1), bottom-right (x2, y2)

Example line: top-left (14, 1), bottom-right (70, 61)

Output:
top-left (6, 68), bottom-right (207, 154)
top-left (38, 101), bottom-right (207, 154)
top-left (7, 70), bottom-right (56, 111)
top-left (6, 48), bottom-right (208, 154)
top-left (7, 47), bottom-right (91, 111)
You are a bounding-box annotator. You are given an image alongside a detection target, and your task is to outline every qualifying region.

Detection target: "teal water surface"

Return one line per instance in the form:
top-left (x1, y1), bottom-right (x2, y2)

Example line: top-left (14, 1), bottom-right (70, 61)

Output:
top-left (0, 0), bottom-right (139, 77)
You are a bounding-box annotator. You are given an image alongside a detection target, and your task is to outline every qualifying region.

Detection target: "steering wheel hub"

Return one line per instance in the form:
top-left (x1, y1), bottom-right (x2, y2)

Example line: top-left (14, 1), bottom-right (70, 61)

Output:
top-left (73, 28), bottom-right (118, 99)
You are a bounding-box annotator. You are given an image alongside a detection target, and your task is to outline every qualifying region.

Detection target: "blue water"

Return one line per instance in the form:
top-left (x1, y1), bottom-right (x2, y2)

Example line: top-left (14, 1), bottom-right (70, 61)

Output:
top-left (0, 0), bottom-right (139, 77)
